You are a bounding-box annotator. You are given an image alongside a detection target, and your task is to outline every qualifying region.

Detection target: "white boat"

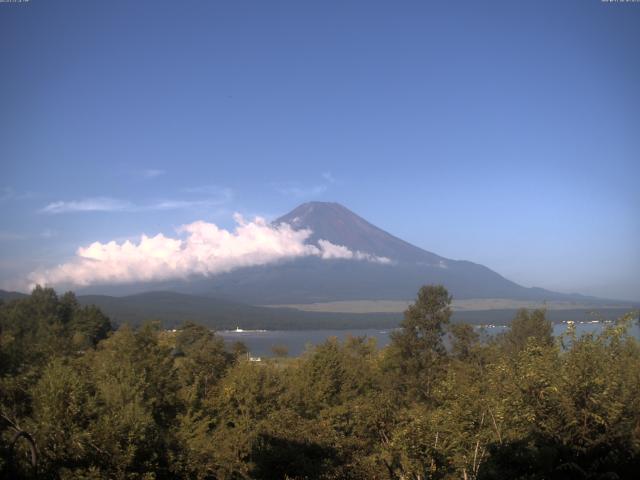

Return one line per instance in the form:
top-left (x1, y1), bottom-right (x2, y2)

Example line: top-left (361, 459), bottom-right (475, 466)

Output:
top-left (226, 327), bottom-right (268, 334)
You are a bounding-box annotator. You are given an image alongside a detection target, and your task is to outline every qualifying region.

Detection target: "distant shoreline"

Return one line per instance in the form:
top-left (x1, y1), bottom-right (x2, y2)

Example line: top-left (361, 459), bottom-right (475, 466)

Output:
top-left (262, 298), bottom-right (637, 314)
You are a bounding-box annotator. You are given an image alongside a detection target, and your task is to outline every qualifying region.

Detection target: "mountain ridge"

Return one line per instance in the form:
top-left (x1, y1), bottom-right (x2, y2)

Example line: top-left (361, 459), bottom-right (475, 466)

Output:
top-left (243, 201), bottom-right (598, 304)
top-left (274, 201), bottom-right (444, 264)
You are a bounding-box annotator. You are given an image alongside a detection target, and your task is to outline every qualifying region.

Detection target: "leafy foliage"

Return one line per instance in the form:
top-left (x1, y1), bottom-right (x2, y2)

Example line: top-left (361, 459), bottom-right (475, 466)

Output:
top-left (1, 286), bottom-right (639, 479)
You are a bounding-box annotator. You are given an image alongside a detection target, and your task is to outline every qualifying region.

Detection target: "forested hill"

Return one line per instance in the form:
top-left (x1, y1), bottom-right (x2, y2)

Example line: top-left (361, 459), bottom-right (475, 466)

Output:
top-left (76, 291), bottom-right (401, 330)
top-left (0, 289), bottom-right (27, 302)
top-left (2, 288), bottom-right (400, 329)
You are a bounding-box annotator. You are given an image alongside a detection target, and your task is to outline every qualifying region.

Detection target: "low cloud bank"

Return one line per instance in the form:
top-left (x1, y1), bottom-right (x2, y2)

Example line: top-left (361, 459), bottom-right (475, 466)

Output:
top-left (26, 216), bottom-right (390, 290)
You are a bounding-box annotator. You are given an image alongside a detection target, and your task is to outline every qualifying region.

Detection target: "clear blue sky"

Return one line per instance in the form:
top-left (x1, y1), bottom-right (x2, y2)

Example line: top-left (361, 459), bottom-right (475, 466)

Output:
top-left (1, 0), bottom-right (639, 300)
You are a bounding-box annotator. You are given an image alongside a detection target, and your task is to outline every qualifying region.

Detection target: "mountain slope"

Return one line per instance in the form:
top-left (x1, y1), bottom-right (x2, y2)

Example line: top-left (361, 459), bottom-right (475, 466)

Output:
top-left (187, 201), bottom-right (587, 304)
top-left (274, 202), bottom-right (443, 264)
top-left (197, 256), bottom-right (586, 304)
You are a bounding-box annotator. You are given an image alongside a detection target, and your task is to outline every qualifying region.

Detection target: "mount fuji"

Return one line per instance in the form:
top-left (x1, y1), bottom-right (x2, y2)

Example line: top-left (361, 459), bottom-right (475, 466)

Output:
top-left (176, 202), bottom-right (599, 305)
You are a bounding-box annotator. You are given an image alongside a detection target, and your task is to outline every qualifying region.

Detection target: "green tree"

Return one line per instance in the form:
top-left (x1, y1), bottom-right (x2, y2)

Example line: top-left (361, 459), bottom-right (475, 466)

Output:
top-left (69, 304), bottom-right (112, 348)
top-left (29, 358), bottom-right (97, 477)
top-left (386, 285), bottom-right (452, 402)
top-left (500, 308), bottom-right (553, 356)
top-left (449, 323), bottom-right (480, 361)
top-left (205, 360), bottom-right (287, 479)
top-left (81, 323), bottom-right (179, 478)
top-left (174, 322), bottom-right (235, 408)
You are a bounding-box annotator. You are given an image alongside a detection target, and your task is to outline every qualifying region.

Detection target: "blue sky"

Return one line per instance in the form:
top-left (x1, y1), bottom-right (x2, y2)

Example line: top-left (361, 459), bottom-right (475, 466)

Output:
top-left (1, 0), bottom-right (639, 300)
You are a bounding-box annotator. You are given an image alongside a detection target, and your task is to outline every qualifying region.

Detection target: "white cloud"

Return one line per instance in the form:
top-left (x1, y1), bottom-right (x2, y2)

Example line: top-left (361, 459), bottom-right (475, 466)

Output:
top-left (317, 239), bottom-right (354, 259)
top-left (39, 195), bottom-right (232, 214)
top-left (40, 198), bottom-right (132, 214)
top-left (317, 239), bottom-right (391, 264)
top-left (24, 216), bottom-right (391, 289)
top-left (149, 200), bottom-right (221, 210)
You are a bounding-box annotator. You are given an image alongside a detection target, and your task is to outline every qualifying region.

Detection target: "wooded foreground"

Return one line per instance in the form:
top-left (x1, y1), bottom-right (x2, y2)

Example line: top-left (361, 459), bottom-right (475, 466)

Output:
top-left (1, 285), bottom-right (639, 479)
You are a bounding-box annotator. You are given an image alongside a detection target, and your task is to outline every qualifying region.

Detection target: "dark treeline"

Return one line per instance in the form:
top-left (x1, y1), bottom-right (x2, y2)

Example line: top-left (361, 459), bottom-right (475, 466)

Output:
top-left (1, 286), bottom-right (639, 479)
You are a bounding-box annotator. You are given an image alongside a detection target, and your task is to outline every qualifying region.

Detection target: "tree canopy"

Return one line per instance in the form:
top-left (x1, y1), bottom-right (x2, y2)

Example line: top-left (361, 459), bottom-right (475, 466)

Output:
top-left (1, 285), bottom-right (639, 479)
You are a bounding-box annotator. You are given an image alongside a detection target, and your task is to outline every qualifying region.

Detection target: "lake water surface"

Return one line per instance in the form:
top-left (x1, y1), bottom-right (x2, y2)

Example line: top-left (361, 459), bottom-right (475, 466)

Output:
top-left (218, 321), bottom-right (640, 357)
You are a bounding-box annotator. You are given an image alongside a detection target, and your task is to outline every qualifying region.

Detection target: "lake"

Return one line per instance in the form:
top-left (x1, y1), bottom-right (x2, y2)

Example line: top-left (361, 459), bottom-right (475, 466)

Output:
top-left (218, 320), bottom-right (640, 357)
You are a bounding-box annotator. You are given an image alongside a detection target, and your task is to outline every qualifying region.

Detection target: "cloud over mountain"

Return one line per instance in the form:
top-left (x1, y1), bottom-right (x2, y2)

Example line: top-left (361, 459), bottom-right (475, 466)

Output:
top-left (25, 215), bottom-right (389, 290)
